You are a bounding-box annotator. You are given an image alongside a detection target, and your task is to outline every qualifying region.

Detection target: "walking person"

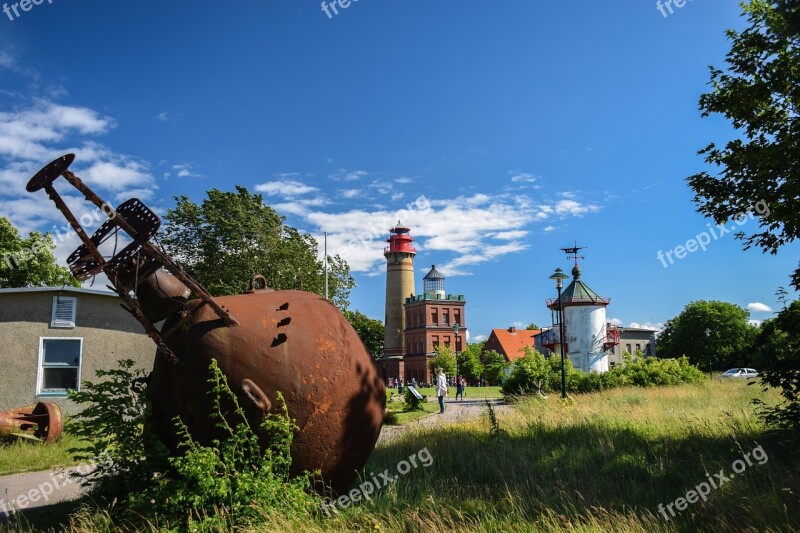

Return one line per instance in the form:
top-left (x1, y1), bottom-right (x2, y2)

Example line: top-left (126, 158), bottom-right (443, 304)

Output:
top-left (435, 368), bottom-right (448, 414)
top-left (455, 375), bottom-right (464, 401)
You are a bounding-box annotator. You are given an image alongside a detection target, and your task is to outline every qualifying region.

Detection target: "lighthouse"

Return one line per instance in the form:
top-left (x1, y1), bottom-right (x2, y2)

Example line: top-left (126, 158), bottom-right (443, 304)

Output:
top-left (543, 256), bottom-right (619, 373)
top-left (383, 222), bottom-right (416, 360)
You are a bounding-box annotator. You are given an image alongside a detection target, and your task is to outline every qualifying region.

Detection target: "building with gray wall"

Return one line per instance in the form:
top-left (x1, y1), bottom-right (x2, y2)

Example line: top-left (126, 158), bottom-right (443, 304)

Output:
top-left (608, 326), bottom-right (659, 367)
top-left (0, 287), bottom-right (155, 415)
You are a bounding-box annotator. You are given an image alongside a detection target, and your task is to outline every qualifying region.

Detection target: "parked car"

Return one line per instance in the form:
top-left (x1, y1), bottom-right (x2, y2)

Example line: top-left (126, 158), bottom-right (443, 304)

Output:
top-left (720, 368), bottom-right (759, 379)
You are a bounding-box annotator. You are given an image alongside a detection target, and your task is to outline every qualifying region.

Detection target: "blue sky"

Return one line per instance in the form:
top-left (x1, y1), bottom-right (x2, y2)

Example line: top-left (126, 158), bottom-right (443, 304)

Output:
top-left (1, 1), bottom-right (797, 341)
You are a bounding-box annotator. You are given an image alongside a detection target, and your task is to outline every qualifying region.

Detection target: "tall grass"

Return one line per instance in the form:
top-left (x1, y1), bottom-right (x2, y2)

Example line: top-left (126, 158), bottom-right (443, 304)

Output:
top-left (5, 380), bottom-right (798, 532)
top-left (0, 434), bottom-right (86, 476)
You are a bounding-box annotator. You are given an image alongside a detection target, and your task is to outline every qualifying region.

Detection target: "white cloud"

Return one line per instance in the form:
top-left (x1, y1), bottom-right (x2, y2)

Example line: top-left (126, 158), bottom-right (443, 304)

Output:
top-left (340, 189), bottom-right (363, 199)
top-left (330, 169), bottom-right (368, 182)
top-left (81, 159), bottom-right (155, 192)
top-left (494, 230), bottom-right (527, 240)
top-left (391, 192), bottom-right (404, 201)
top-left (511, 173), bottom-right (537, 183)
top-left (472, 335), bottom-right (487, 342)
top-left (543, 225), bottom-right (557, 232)
top-left (608, 317), bottom-right (623, 326)
top-left (628, 322), bottom-right (664, 331)
top-left (255, 180), bottom-right (319, 197)
top-left (747, 302), bottom-right (773, 313)
top-left (394, 177), bottom-right (413, 184)
top-left (156, 112), bottom-right (169, 122)
top-left (554, 199), bottom-right (600, 217)
top-left (748, 319), bottom-right (763, 327)
top-left (302, 187), bottom-right (603, 275)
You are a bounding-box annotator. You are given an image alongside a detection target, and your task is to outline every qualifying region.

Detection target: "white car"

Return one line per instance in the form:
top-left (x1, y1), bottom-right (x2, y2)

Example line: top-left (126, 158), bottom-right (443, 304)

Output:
top-left (720, 368), bottom-right (759, 379)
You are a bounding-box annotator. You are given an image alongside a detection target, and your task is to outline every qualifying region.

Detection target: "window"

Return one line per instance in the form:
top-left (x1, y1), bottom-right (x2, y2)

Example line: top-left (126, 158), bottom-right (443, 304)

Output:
top-left (635, 343), bottom-right (641, 353)
top-left (646, 344), bottom-right (652, 355)
top-left (51, 296), bottom-right (77, 328)
top-left (611, 345), bottom-right (615, 354)
top-left (37, 338), bottom-right (82, 396)
top-left (626, 344), bottom-right (632, 354)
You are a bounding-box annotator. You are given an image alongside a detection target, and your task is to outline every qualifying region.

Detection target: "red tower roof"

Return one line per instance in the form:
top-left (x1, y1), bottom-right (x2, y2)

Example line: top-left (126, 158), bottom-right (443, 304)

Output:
top-left (385, 221), bottom-right (416, 254)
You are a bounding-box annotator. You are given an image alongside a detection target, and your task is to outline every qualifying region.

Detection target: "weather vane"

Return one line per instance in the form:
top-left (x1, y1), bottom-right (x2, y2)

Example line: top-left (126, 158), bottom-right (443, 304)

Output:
top-left (561, 241), bottom-right (586, 267)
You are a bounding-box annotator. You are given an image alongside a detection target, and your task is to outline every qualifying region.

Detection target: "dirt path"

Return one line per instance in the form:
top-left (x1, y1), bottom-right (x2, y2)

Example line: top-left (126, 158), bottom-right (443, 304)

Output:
top-left (377, 397), bottom-right (509, 445)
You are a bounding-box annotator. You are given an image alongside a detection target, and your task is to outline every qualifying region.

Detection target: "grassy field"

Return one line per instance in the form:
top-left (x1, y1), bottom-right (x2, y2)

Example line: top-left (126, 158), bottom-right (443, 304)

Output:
top-left (5, 380), bottom-right (799, 532)
top-left (0, 434), bottom-right (86, 476)
top-left (415, 385), bottom-right (504, 399)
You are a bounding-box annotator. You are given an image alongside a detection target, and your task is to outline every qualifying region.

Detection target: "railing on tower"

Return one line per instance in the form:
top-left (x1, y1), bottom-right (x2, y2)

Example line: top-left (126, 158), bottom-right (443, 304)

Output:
top-left (604, 324), bottom-right (621, 351)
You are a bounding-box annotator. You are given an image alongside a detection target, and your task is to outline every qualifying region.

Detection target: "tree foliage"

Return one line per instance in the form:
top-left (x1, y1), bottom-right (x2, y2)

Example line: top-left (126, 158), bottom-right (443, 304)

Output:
top-left (457, 343), bottom-right (483, 383)
top-left (656, 300), bottom-right (758, 371)
top-left (687, 0), bottom-right (800, 289)
top-left (481, 350), bottom-right (508, 385)
top-left (752, 300), bottom-right (800, 429)
top-left (0, 216), bottom-right (78, 288)
top-left (160, 186), bottom-right (354, 308)
top-left (429, 345), bottom-right (456, 378)
top-left (343, 310), bottom-right (384, 357)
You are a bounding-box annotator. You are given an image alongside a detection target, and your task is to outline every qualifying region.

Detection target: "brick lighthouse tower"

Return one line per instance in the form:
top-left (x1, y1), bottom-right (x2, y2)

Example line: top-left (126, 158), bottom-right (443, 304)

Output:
top-left (383, 223), bottom-right (416, 371)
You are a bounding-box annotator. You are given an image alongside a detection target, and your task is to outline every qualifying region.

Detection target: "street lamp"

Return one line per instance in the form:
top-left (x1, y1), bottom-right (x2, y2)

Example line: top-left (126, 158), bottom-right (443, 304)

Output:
top-left (453, 322), bottom-right (460, 385)
top-left (549, 267), bottom-right (569, 399)
top-left (705, 328), bottom-right (712, 378)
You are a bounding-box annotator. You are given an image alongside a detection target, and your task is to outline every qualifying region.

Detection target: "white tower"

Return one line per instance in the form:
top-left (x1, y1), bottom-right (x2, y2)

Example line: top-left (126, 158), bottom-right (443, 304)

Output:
top-left (544, 256), bottom-right (618, 373)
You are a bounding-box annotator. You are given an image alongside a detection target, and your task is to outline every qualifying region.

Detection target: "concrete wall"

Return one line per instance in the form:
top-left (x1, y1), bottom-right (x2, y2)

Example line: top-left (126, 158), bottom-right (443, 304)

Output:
top-left (609, 329), bottom-right (658, 366)
top-left (564, 305), bottom-right (609, 373)
top-left (0, 291), bottom-right (155, 415)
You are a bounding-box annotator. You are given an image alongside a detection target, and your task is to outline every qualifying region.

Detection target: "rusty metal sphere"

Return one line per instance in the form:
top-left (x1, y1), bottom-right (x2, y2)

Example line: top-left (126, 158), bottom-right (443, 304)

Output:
top-left (148, 287), bottom-right (386, 493)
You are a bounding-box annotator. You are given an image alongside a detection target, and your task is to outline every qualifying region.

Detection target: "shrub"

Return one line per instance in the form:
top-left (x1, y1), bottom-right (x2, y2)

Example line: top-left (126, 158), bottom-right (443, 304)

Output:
top-left (502, 351), bottom-right (706, 396)
top-left (404, 387), bottom-right (424, 411)
top-left (68, 359), bottom-right (319, 530)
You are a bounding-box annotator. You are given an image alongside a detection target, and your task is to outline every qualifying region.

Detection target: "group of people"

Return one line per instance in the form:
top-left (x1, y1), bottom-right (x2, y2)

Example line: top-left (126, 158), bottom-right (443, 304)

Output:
top-left (434, 369), bottom-right (467, 414)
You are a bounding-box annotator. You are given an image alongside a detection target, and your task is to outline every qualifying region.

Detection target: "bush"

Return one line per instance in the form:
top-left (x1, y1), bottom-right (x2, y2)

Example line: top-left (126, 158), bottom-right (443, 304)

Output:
top-left (404, 387), bottom-right (424, 411)
top-left (68, 359), bottom-right (319, 530)
top-left (502, 351), bottom-right (706, 397)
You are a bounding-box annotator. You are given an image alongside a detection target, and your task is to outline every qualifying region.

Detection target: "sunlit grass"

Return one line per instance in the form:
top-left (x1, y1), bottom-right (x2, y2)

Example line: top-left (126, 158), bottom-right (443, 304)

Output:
top-left (0, 433), bottom-right (87, 476)
top-left (6, 380), bottom-right (798, 532)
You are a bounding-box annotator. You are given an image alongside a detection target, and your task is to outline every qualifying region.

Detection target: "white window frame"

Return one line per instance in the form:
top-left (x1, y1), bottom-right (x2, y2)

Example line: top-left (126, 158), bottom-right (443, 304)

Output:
top-left (36, 337), bottom-right (83, 397)
top-left (50, 296), bottom-right (77, 328)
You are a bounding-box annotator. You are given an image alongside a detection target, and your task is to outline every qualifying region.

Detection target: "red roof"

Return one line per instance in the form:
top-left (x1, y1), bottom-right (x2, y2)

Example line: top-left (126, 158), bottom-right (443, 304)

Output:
top-left (485, 327), bottom-right (540, 361)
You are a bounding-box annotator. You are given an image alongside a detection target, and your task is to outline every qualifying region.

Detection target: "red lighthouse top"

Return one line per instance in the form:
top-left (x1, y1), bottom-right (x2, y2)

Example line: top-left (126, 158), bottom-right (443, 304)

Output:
top-left (385, 221), bottom-right (416, 254)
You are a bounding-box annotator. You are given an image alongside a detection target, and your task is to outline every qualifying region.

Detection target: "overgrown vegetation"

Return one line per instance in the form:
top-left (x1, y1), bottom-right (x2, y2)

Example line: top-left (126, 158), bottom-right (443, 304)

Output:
top-left (63, 359), bottom-right (319, 531)
top-left (502, 349), bottom-right (706, 396)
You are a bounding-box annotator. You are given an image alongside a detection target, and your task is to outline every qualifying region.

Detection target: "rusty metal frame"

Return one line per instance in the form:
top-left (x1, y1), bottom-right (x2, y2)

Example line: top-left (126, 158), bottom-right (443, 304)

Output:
top-left (26, 154), bottom-right (238, 365)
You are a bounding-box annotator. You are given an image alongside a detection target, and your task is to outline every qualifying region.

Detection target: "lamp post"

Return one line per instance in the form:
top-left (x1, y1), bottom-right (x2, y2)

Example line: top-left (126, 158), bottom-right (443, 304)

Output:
top-left (549, 268), bottom-right (569, 399)
top-left (705, 328), bottom-right (712, 379)
top-left (453, 323), bottom-right (460, 385)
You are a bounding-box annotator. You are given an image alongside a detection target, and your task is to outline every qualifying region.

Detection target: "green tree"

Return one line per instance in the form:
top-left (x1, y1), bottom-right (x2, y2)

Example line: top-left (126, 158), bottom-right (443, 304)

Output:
top-left (687, 0), bottom-right (800, 289)
top-left (526, 323), bottom-right (540, 330)
top-left (429, 345), bottom-right (456, 378)
top-left (343, 310), bottom-right (384, 357)
top-left (752, 300), bottom-right (800, 429)
top-left (481, 350), bottom-right (508, 385)
top-left (657, 300), bottom-right (758, 371)
top-left (160, 187), bottom-right (354, 308)
top-left (0, 217), bottom-right (77, 288)
top-left (456, 344), bottom-right (483, 383)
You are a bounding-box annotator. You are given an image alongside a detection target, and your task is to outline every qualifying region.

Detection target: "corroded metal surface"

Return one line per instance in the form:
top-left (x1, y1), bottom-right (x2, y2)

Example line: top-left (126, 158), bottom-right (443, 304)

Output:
top-left (26, 154), bottom-right (386, 493)
top-left (149, 286), bottom-right (386, 492)
top-left (0, 403), bottom-right (63, 443)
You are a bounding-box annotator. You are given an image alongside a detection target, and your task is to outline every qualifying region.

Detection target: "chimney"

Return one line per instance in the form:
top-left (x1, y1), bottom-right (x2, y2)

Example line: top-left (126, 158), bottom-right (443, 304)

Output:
top-left (508, 326), bottom-right (516, 333)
